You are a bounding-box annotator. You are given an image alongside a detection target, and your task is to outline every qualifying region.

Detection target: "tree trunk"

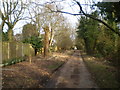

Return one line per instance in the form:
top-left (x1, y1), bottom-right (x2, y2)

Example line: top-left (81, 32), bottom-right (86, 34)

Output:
top-left (8, 29), bottom-right (13, 41)
top-left (1, 20), bottom-right (5, 31)
top-left (43, 26), bottom-right (50, 57)
top-left (92, 39), bottom-right (97, 54)
top-left (84, 38), bottom-right (92, 55)
top-left (49, 28), bottom-right (54, 47)
top-left (117, 37), bottom-right (120, 87)
top-left (35, 48), bottom-right (37, 56)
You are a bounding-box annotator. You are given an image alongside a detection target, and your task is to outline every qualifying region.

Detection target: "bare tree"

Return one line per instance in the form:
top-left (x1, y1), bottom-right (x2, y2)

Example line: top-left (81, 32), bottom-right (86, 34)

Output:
top-left (42, 4), bottom-right (66, 56)
top-left (1, 0), bottom-right (26, 41)
top-left (48, 0), bottom-right (120, 36)
top-left (27, 2), bottom-right (66, 56)
top-left (43, 25), bottom-right (50, 57)
top-left (55, 26), bottom-right (73, 50)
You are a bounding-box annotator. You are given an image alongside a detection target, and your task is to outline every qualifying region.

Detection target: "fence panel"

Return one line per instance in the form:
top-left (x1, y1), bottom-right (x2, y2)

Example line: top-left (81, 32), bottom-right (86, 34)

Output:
top-left (16, 42), bottom-right (22, 58)
top-left (2, 42), bottom-right (34, 63)
top-left (9, 42), bottom-right (16, 59)
top-left (2, 42), bottom-right (8, 63)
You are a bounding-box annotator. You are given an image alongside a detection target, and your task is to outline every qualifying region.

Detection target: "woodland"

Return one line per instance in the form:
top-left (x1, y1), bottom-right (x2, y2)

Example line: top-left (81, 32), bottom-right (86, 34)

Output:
top-left (1, 0), bottom-right (120, 88)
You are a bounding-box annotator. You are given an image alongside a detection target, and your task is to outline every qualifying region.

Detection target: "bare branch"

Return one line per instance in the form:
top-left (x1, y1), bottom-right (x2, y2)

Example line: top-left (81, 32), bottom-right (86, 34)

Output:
top-left (49, 0), bottom-right (120, 36)
top-left (51, 10), bottom-right (83, 16)
top-left (1, 0), bottom-right (26, 35)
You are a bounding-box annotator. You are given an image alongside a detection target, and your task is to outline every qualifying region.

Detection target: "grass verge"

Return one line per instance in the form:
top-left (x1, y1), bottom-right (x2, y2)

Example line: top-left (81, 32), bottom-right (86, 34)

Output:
top-left (46, 61), bottom-right (64, 72)
top-left (2, 57), bottom-right (25, 67)
top-left (81, 51), bottom-right (119, 88)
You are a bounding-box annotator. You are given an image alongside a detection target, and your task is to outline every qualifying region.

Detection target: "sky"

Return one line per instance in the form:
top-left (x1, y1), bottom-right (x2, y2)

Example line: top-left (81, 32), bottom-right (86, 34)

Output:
top-left (1, 0), bottom-right (103, 35)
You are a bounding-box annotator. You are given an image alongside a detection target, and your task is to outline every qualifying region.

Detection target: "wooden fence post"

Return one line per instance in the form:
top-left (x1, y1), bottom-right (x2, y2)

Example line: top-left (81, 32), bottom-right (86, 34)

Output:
top-left (16, 42), bottom-right (18, 58)
top-left (22, 43), bottom-right (24, 57)
top-left (29, 44), bottom-right (32, 64)
top-left (8, 42), bottom-right (9, 60)
top-left (0, 41), bottom-right (2, 64)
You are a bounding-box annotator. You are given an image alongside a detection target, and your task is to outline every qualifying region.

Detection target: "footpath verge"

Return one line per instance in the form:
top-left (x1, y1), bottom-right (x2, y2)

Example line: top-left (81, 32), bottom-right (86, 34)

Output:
top-left (80, 50), bottom-right (119, 88)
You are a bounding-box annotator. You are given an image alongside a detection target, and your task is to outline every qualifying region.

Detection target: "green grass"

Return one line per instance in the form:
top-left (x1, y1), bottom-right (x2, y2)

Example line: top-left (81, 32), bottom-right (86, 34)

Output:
top-left (82, 53), bottom-right (119, 88)
top-left (2, 57), bottom-right (25, 67)
top-left (47, 64), bottom-right (59, 69)
top-left (47, 61), bottom-right (64, 70)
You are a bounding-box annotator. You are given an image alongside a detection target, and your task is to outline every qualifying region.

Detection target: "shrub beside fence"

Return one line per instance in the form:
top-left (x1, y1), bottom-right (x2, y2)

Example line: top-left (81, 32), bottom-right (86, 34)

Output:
top-left (2, 41), bottom-right (34, 64)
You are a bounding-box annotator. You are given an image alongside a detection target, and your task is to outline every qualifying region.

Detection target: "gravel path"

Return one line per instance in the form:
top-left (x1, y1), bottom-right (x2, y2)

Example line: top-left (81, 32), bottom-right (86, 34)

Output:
top-left (46, 50), bottom-right (98, 88)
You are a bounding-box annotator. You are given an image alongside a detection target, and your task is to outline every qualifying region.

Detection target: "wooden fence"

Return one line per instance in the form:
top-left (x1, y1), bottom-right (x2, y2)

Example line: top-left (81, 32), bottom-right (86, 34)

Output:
top-left (2, 42), bottom-right (34, 63)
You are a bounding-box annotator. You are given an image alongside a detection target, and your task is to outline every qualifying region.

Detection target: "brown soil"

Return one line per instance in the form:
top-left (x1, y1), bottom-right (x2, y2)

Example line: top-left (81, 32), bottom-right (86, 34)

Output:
top-left (2, 52), bottom-right (70, 88)
top-left (2, 50), bottom-right (98, 88)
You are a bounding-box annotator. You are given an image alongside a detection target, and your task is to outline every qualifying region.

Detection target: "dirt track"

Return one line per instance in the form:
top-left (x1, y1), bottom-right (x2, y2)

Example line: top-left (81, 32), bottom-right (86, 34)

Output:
top-left (46, 50), bottom-right (98, 88)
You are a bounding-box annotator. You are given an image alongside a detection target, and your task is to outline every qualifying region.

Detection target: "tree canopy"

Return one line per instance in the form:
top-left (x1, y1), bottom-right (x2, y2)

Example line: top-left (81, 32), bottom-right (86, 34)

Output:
top-left (95, 2), bottom-right (120, 22)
